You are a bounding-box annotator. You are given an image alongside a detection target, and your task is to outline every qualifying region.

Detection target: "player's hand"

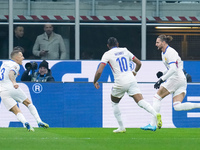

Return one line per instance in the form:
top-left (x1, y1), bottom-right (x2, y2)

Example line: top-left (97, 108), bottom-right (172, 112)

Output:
top-left (156, 71), bottom-right (163, 78)
top-left (154, 79), bottom-right (164, 89)
top-left (94, 82), bottom-right (100, 89)
top-left (13, 83), bottom-right (19, 89)
top-left (132, 72), bottom-right (137, 76)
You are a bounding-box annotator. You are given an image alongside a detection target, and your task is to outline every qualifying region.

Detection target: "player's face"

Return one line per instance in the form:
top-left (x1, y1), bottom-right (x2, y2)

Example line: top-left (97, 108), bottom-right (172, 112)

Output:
top-left (155, 38), bottom-right (163, 51)
top-left (15, 52), bottom-right (24, 65)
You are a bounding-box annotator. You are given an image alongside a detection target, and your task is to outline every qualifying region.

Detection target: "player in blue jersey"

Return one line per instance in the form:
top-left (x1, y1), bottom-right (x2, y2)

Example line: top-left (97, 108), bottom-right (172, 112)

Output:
top-left (0, 47), bottom-right (49, 131)
top-left (93, 37), bottom-right (162, 133)
top-left (141, 34), bottom-right (200, 131)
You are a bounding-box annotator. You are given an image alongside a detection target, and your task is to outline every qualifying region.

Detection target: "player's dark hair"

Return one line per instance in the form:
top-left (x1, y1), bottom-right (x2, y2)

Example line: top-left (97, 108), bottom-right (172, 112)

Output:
top-left (11, 47), bottom-right (23, 58)
top-left (158, 34), bottom-right (173, 44)
top-left (107, 37), bottom-right (118, 47)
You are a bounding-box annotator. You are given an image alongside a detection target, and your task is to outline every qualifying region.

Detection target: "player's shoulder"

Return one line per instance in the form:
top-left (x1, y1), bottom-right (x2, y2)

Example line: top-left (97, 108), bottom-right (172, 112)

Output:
top-left (167, 46), bottom-right (178, 55)
top-left (167, 46), bottom-right (176, 52)
top-left (8, 60), bottom-right (19, 68)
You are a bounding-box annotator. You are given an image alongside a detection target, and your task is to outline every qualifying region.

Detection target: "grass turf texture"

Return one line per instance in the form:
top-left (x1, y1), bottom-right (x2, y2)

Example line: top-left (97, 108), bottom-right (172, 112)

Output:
top-left (0, 128), bottom-right (200, 150)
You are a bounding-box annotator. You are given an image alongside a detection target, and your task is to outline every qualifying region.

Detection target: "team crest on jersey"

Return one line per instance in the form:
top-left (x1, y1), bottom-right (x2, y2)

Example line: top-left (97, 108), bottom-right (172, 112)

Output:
top-left (164, 57), bottom-right (167, 62)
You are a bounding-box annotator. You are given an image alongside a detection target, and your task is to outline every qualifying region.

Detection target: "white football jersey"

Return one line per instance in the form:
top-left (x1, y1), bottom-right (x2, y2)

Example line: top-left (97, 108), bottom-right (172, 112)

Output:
top-left (101, 47), bottom-right (136, 85)
top-left (0, 60), bottom-right (20, 90)
top-left (161, 46), bottom-right (185, 79)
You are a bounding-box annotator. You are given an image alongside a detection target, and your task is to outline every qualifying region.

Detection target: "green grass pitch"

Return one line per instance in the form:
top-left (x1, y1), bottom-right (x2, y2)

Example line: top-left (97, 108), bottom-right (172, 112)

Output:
top-left (0, 128), bottom-right (200, 150)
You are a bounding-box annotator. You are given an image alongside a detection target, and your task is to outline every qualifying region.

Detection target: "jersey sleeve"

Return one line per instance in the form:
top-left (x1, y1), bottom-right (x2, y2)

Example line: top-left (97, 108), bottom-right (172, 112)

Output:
top-left (100, 52), bottom-right (109, 65)
top-left (10, 63), bottom-right (19, 75)
top-left (126, 48), bottom-right (135, 60)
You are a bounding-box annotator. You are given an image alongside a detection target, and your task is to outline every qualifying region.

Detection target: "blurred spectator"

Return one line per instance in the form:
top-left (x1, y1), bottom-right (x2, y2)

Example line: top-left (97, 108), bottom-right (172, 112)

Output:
top-left (81, 51), bottom-right (94, 60)
top-left (21, 60), bottom-right (55, 82)
top-left (32, 24), bottom-right (67, 60)
top-left (183, 69), bottom-right (192, 82)
top-left (14, 26), bottom-right (34, 59)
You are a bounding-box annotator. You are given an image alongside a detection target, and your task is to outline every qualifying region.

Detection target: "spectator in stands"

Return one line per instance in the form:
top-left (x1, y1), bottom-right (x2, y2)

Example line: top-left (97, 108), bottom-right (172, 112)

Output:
top-left (14, 26), bottom-right (34, 59)
top-left (21, 60), bottom-right (55, 82)
top-left (32, 24), bottom-right (67, 60)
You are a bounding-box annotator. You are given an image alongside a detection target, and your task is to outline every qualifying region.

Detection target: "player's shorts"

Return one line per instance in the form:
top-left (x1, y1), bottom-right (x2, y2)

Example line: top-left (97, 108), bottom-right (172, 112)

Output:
top-left (161, 77), bottom-right (187, 97)
top-left (1, 87), bottom-right (27, 110)
top-left (111, 80), bottom-right (141, 98)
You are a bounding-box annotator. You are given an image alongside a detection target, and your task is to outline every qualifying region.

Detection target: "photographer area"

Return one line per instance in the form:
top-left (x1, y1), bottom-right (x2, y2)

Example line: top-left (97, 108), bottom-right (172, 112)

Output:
top-left (21, 60), bottom-right (55, 82)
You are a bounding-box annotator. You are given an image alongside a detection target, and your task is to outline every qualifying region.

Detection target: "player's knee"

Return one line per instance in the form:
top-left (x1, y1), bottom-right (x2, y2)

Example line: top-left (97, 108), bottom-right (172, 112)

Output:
top-left (173, 101), bottom-right (182, 111)
top-left (23, 98), bottom-right (31, 107)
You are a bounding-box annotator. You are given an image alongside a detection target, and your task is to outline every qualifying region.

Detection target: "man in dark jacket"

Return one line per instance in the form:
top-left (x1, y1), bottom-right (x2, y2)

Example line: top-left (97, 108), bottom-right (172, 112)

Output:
top-left (14, 26), bottom-right (33, 59)
top-left (21, 60), bottom-right (55, 82)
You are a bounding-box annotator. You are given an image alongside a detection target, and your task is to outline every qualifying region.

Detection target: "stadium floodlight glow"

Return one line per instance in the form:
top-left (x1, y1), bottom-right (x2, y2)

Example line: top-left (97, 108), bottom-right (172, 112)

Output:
top-left (155, 27), bottom-right (200, 29)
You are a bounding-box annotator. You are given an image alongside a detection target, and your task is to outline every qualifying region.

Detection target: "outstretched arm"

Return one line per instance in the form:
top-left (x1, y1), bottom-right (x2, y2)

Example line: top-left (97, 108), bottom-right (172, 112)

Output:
top-left (93, 63), bottom-right (106, 89)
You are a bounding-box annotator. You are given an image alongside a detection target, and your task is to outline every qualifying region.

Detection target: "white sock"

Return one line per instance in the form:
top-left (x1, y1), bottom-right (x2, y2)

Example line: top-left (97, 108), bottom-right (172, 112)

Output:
top-left (112, 102), bottom-right (124, 129)
top-left (150, 94), bottom-right (162, 126)
top-left (28, 104), bottom-right (42, 123)
top-left (16, 112), bottom-right (27, 124)
top-left (173, 101), bottom-right (200, 111)
top-left (137, 99), bottom-right (158, 117)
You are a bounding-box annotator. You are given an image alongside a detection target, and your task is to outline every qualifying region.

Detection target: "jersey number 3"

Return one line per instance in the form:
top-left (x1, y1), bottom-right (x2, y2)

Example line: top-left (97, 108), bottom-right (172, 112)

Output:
top-left (0, 68), bottom-right (5, 81)
top-left (116, 57), bottom-right (128, 72)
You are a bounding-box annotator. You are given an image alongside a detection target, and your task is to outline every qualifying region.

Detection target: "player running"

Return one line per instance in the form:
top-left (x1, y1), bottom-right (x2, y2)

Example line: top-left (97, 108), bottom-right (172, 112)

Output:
top-left (0, 47), bottom-right (49, 131)
top-left (93, 37), bottom-right (162, 133)
top-left (141, 34), bottom-right (200, 131)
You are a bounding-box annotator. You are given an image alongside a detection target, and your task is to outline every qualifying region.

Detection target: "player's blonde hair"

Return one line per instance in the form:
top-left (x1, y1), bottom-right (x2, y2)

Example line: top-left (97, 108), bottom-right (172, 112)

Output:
top-left (11, 47), bottom-right (23, 58)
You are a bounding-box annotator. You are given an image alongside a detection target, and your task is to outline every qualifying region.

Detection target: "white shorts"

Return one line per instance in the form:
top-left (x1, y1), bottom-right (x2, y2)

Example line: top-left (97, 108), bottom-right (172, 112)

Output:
top-left (0, 87), bottom-right (27, 110)
top-left (111, 81), bottom-right (141, 98)
top-left (162, 77), bottom-right (187, 97)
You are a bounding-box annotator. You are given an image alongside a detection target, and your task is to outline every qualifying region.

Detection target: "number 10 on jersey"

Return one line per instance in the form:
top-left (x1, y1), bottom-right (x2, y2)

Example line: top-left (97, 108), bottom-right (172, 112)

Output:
top-left (116, 57), bottom-right (128, 72)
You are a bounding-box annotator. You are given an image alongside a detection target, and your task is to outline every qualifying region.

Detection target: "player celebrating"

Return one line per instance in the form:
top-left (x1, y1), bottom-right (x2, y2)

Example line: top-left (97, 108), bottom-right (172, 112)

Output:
top-left (93, 37), bottom-right (162, 133)
top-left (0, 47), bottom-right (49, 131)
top-left (141, 34), bottom-right (200, 131)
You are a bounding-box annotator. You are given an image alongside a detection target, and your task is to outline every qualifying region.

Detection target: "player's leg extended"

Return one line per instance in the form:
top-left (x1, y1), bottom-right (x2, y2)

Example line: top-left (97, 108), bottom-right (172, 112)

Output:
top-left (132, 93), bottom-right (162, 131)
top-left (23, 99), bottom-right (49, 128)
top-left (111, 95), bottom-right (126, 133)
top-left (173, 93), bottom-right (200, 111)
top-left (10, 105), bottom-right (34, 132)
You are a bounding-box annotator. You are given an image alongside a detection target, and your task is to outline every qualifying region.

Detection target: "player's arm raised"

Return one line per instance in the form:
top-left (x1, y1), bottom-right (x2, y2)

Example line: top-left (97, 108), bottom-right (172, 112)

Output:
top-left (132, 56), bottom-right (142, 76)
top-left (9, 70), bottom-right (18, 89)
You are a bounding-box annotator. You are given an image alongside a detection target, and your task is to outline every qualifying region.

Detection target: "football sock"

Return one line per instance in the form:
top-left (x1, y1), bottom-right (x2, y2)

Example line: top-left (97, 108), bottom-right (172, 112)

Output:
top-left (150, 94), bottom-right (162, 126)
top-left (28, 104), bottom-right (42, 123)
top-left (137, 99), bottom-right (157, 117)
top-left (16, 112), bottom-right (27, 124)
top-left (173, 101), bottom-right (200, 111)
top-left (112, 102), bottom-right (124, 129)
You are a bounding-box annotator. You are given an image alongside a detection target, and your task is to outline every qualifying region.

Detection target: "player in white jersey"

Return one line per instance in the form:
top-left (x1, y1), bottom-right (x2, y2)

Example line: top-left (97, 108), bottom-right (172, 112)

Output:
top-left (0, 47), bottom-right (49, 131)
top-left (141, 34), bottom-right (200, 131)
top-left (93, 37), bottom-right (162, 133)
